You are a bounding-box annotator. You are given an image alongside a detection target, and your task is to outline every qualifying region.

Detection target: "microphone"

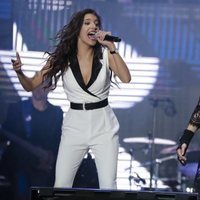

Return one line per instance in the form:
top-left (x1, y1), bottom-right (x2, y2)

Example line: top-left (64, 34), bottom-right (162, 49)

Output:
top-left (104, 34), bottom-right (121, 42)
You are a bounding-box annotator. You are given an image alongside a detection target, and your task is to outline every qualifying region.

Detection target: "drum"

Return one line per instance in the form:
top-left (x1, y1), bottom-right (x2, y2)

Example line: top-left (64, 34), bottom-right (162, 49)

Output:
top-left (117, 147), bottom-right (169, 190)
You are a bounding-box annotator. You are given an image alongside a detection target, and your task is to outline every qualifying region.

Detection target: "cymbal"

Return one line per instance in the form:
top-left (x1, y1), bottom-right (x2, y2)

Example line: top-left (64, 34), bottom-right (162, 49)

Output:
top-left (160, 146), bottom-right (200, 155)
top-left (160, 145), bottom-right (178, 154)
top-left (123, 137), bottom-right (176, 145)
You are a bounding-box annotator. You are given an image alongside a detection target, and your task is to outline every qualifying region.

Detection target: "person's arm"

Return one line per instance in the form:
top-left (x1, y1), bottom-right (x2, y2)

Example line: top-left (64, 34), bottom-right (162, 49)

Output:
top-left (11, 52), bottom-right (50, 91)
top-left (96, 31), bottom-right (131, 83)
top-left (107, 44), bottom-right (131, 83)
top-left (176, 125), bottom-right (196, 165)
top-left (177, 98), bottom-right (200, 165)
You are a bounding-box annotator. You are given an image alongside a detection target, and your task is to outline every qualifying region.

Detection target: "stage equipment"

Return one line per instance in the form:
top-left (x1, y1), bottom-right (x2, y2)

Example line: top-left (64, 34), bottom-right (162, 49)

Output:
top-left (160, 147), bottom-right (200, 191)
top-left (31, 187), bottom-right (198, 200)
top-left (160, 147), bottom-right (200, 179)
top-left (124, 97), bottom-right (177, 189)
top-left (123, 136), bottom-right (176, 189)
top-left (148, 97), bottom-right (176, 189)
top-left (160, 146), bottom-right (200, 155)
top-left (123, 137), bottom-right (176, 145)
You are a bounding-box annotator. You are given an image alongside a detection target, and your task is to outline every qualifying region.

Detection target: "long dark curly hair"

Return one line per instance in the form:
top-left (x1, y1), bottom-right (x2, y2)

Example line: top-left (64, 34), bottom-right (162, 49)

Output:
top-left (44, 8), bottom-right (103, 89)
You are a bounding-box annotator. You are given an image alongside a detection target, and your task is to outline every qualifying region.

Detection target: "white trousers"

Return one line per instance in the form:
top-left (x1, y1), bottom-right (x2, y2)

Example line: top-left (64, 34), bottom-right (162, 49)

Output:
top-left (54, 105), bottom-right (119, 189)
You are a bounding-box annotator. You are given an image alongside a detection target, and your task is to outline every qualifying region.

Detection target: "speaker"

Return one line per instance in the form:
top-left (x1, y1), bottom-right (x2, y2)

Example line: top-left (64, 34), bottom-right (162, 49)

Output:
top-left (31, 187), bottom-right (198, 200)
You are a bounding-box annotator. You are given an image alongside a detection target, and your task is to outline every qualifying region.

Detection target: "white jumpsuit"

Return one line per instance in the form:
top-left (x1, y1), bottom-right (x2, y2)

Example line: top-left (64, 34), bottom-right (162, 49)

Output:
top-left (54, 48), bottom-right (120, 189)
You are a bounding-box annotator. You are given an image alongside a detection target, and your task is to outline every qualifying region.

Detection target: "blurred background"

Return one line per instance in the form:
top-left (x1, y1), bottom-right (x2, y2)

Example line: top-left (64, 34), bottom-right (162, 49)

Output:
top-left (0, 0), bottom-right (200, 196)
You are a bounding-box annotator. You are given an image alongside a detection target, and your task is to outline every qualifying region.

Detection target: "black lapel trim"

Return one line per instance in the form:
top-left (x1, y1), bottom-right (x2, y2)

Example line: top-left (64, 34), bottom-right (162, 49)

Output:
top-left (69, 56), bottom-right (101, 99)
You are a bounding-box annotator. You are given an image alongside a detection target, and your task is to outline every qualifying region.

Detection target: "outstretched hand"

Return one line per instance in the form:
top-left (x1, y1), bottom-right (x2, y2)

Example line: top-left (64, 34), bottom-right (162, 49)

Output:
top-left (176, 143), bottom-right (187, 165)
top-left (11, 52), bottom-right (23, 73)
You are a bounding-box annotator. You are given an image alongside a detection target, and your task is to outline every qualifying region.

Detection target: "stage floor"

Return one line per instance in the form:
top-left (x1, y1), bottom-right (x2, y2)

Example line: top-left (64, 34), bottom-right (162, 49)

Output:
top-left (31, 187), bottom-right (198, 200)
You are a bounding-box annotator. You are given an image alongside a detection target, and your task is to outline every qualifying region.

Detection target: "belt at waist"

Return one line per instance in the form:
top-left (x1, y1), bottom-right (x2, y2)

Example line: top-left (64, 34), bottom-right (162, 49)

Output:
top-left (70, 98), bottom-right (108, 110)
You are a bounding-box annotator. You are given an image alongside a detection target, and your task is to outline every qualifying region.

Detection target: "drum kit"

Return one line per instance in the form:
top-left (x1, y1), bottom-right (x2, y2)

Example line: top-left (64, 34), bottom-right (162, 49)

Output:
top-left (123, 136), bottom-right (200, 191)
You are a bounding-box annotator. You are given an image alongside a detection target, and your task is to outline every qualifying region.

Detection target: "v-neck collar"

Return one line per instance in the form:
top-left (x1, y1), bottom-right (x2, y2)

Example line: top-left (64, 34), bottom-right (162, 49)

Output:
top-left (69, 56), bottom-right (102, 98)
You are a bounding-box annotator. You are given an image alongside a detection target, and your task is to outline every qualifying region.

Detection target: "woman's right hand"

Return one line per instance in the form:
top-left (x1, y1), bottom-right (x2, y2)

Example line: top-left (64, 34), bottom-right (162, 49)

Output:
top-left (11, 52), bottom-right (23, 73)
top-left (176, 143), bottom-right (188, 165)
